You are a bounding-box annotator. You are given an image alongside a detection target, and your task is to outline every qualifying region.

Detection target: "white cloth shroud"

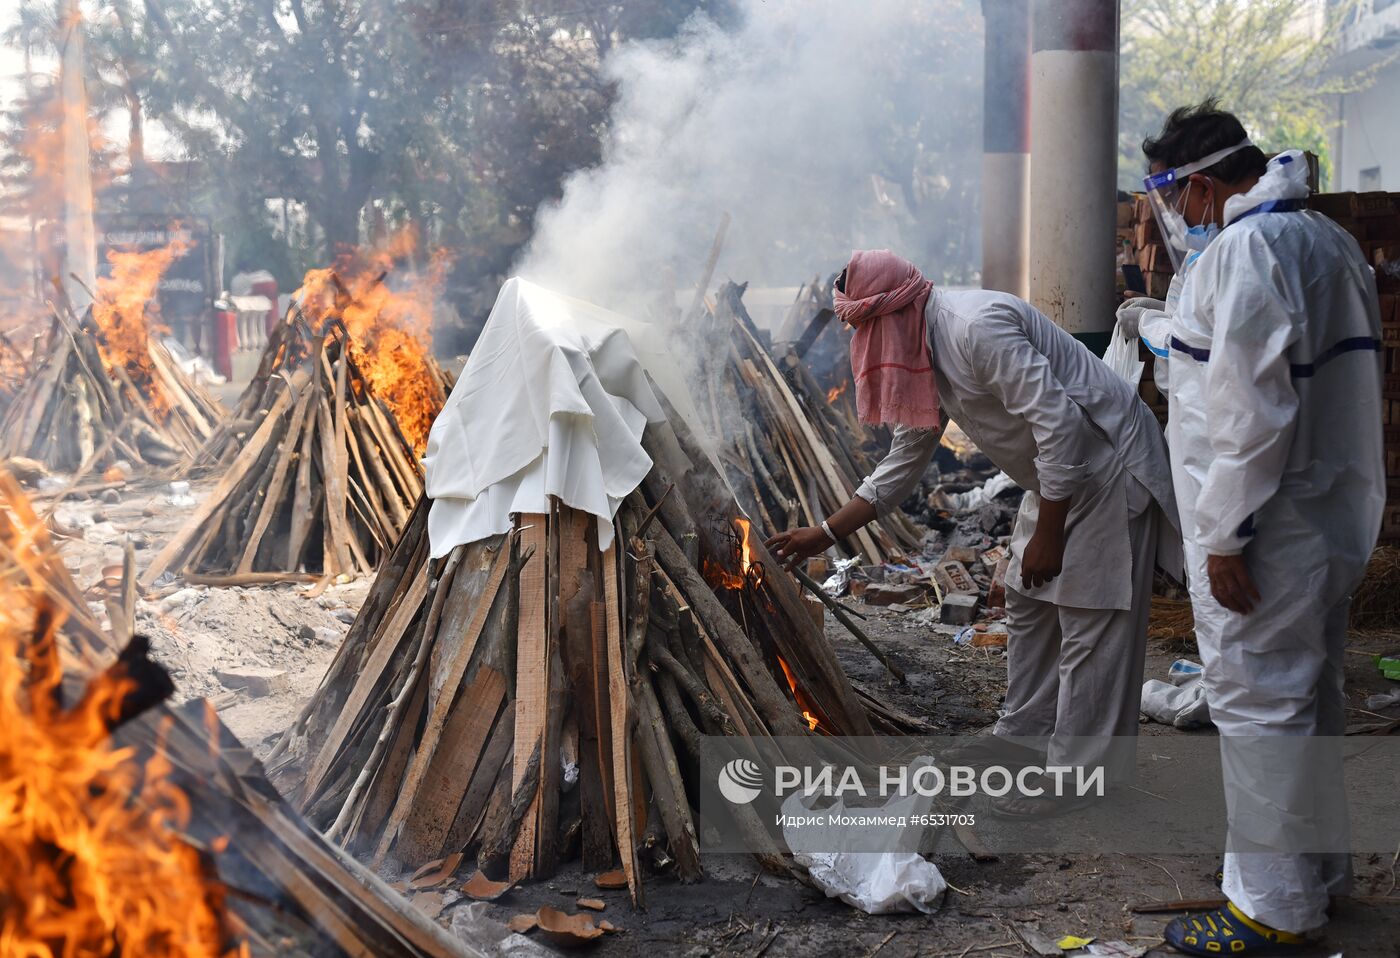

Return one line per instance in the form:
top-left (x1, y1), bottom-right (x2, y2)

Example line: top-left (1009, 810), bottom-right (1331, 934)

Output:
top-left (422, 278), bottom-right (667, 556)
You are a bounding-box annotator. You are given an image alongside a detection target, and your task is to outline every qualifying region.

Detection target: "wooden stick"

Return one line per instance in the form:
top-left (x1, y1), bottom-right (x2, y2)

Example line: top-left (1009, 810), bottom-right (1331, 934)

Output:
top-left (683, 212), bottom-right (731, 325)
top-left (792, 566), bottom-right (905, 684)
top-left (184, 571), bottom-right (321, 587)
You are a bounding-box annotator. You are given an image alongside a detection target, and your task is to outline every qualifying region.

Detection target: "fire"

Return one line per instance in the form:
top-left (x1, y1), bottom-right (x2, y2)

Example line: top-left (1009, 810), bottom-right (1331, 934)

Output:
top-left (826, 380), bottom-right (850, 404)
top-left (703, 518), bottom-right (760, 591)
top-left (777, 656), bottom-right (821, 732)
top-left (293, 228), bottom-right (450, 454)
top-left (91, 237), bottom-right (190, 423)
top-left (0, 498), bottom-right (239, 955)
top-left (736, 518), bottom-right (754, 574)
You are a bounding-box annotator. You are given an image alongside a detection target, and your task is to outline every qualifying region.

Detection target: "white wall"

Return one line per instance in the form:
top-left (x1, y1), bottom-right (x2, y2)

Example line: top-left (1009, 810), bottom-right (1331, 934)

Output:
top-left (1335, 56), bottom-right (1400, 192)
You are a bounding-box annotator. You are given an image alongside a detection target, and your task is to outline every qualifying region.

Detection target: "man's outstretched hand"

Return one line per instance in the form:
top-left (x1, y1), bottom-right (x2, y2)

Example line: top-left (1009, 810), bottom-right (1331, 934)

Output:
top-left (1207, 553), bottom-right (1261, 614)
top-left (765, 527), bottom-right (833, 572)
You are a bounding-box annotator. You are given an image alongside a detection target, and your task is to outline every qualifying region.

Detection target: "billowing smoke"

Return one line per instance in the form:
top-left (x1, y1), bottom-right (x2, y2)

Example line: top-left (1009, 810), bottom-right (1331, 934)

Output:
top-left (515, 0), bottom-right (985, 317)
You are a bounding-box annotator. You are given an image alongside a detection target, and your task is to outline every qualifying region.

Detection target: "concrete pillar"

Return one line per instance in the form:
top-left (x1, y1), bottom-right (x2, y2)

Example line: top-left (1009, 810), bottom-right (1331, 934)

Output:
top-left (981, 0), bottom-right (1031, 298)
top-left (59, 0), bottom-right (97, 310)
top-left (1028, 0), bottom-right (1118, 355)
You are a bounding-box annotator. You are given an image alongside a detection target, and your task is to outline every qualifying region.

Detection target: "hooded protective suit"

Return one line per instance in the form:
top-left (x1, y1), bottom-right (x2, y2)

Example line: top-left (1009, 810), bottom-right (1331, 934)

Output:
top-left (1167, 151), bottom-right (1385, 933)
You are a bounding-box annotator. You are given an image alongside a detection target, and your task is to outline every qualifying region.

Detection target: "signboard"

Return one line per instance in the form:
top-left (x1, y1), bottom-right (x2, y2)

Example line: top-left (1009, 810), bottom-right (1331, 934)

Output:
top-left (95, 216), bottom-right (215, 327)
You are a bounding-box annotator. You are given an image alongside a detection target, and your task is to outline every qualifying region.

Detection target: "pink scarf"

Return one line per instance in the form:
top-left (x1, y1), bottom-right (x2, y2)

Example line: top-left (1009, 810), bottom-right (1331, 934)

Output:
top-left (833, 249), bottom-right (939, 429)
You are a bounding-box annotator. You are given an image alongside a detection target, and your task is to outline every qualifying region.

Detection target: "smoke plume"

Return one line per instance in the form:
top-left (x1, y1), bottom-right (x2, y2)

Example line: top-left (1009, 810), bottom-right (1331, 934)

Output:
top-left (516, 0), bottom-right (985, 316)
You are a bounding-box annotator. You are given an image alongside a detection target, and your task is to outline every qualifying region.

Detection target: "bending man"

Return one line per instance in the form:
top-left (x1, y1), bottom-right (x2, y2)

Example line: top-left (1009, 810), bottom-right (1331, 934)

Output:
top-left (767, 249), bottom-right (1178, 814)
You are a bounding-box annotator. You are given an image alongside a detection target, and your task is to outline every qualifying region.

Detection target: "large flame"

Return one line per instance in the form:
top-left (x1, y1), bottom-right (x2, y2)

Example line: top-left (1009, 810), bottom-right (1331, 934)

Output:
top-left (0, 500), bottom-right (239, 956)
top-left (293, 229), bottom-right (449, 454)
top-left (91, 238), bottom-right (190, 423)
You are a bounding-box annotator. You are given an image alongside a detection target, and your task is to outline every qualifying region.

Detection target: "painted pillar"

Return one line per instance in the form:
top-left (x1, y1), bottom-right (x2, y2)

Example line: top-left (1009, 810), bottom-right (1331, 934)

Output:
top-left (59, 0), bottom-right (97, 310)
top-left (981, 0), bottom-right (1031, 298)
top-left (1028, 0), bottom-right (1118, 354)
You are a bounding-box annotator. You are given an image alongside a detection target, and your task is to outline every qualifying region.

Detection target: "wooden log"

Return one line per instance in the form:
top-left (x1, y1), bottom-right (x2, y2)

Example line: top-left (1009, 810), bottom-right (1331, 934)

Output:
top-left (616, 523), bottom-right (699, 882)
top-left (650, 526), bottom-right (809, 738)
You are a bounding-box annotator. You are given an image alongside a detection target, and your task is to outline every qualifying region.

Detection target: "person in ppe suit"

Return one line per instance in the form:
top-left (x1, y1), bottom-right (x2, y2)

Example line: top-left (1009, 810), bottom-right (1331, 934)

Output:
top-left (1139, 102), bottom-right (1385, 956)
top-left (765, 249), bottom-right (1179, 815)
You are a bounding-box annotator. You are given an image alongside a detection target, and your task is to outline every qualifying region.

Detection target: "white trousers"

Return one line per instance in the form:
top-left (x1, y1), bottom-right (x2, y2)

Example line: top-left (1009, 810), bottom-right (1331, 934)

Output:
top-left (993, 491), bottom-right (1157, 780)
top-left (1186, 526), bottom-right (1357, 934)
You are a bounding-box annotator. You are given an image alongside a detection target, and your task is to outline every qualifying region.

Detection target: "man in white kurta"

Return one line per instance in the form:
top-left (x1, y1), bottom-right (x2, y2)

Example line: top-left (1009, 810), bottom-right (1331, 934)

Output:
top-left (772, 281), bottom-right (1179, 800)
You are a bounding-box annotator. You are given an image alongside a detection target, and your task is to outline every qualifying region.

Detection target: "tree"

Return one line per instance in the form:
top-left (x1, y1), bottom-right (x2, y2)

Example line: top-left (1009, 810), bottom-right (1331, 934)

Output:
top-left (1118, 0), bottom-right (1387, 190)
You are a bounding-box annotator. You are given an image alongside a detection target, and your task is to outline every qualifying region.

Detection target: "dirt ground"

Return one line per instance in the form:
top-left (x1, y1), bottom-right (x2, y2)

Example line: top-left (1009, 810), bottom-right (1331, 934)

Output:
top-left (45, 473), bottom-right (1400, 957)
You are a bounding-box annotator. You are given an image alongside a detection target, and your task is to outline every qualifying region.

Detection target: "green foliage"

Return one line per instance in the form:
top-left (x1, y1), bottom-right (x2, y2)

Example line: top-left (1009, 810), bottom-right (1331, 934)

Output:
top-left (1119, 0), bottom-right (1381, 190)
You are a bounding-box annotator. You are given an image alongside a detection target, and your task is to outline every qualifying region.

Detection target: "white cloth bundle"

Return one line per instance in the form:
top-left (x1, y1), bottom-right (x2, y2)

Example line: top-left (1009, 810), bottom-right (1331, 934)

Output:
top-left (422, 278), bottom-right (667, 555)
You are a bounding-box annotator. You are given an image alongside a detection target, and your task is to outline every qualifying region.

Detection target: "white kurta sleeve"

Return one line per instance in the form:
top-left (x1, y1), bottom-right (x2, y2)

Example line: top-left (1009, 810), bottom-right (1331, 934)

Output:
top-left (855, 424), bottom-right (942, 516)
top-left (1194, 231), bottom-right (1301, 556)
top-left (966, 312), bottom-right (1094, 502)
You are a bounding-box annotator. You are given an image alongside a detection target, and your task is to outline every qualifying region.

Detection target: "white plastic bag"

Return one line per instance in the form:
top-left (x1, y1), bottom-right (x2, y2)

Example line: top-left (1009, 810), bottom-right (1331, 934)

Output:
top-left (1141, 659), bottom-right (1211, 729)
top-left (781, 756), bottom-right (947, 914)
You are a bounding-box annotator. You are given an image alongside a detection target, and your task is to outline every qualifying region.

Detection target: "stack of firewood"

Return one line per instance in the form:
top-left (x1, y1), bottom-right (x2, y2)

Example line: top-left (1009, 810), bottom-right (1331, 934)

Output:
top-left (8, 605), bottom-right (485, 957)
top-left (141, 310), bottom-right (425, 587)
top-left (696, 282), bottom-right (921, 565)
top-left (116, 698), bottom-right (489, 957)
top-left (0, 467), bottom-right (114, 670)
top-left (0, 307), bottom-right (222, 472)
top-left (267, 400), bottom-right (919, 903)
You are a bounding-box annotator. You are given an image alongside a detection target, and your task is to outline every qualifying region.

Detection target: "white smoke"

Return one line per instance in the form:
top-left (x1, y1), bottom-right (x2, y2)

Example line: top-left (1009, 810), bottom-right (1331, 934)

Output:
top-left (515, 0), bottom-right (985, 316)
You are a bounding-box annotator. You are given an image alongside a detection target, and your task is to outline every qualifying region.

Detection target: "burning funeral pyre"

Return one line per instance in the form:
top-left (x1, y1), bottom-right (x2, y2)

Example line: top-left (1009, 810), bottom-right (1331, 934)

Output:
top-left (267, 281), bottom-right (923, 904)
top-left (143, 244), bottom-right (452, 585)
top-left (0, 241), bottom-right (225, 473)
top-left (0, 479), bottom-right (488, 958)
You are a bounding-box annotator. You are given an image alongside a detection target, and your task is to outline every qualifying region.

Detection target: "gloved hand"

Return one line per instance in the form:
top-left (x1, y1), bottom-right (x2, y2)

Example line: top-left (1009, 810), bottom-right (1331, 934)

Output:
top-left (1116, 296), bottom-right (1166, 342)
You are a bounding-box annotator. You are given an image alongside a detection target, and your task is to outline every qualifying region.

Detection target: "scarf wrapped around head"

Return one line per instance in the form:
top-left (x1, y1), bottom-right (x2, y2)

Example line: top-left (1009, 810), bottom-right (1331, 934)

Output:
top-left (833, 249), bottom-right (939, 429)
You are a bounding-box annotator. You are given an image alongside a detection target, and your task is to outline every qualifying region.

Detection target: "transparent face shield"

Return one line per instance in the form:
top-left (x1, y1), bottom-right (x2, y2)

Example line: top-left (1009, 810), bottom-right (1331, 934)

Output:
top-left (1143, 139), bottom-right (1252, 272)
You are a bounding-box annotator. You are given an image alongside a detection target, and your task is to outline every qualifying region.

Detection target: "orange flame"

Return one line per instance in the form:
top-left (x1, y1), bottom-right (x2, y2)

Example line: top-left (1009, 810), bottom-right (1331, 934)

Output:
top-left (777, 656), bottom-right (821, 732)
top-left (703, 518), bottom-right (760, 591)
top-left (826, 380), bottom-right (850, 404)
top-left (293, 228), bottom-right (450, 454)
top-left (91, 237), bottom-right (191, 423)
top-left (0, 500), bottom-right (241, 956)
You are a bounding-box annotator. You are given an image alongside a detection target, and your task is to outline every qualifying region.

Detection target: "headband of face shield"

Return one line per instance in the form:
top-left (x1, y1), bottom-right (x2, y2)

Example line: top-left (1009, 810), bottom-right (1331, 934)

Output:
top-left (1143, 139), bottom-right (1253, 272)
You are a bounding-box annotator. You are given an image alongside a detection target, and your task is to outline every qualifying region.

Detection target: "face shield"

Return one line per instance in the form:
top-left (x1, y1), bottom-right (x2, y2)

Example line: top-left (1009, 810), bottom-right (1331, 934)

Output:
top-left (1143, 139), bottom-right (1253, 272)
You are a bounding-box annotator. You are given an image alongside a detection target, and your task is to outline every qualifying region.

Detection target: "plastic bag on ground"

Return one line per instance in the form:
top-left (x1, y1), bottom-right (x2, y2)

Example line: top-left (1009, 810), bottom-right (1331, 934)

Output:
top-left (1141, 659), bottom-right (1211, 729)
top-left (781, 756), bottom-right (947, 914)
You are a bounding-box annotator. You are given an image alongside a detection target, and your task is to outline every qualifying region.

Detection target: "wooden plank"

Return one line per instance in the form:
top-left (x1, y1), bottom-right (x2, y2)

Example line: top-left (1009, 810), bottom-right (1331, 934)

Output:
top-left (508, 514), bottom-right (549, 881)
top-left (301, 571), bottom-right (431, 803)
top-left (373, 544), bottom-right (512, 865)
top-left (396, 667), bottom-right (507, 865)
top-left (286, 395), bottom-right (320, 569)
top-left (139, 384), bottom-right (295, 587)
top-left (237, 386), bottom-right (314, 574)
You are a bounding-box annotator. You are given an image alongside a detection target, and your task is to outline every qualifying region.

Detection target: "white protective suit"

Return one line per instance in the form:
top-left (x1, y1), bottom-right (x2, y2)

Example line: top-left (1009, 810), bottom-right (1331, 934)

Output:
top-left (856, 289), bottom-right (1179, 779)
top-left (1167, 151), bottom-right (1386, 933)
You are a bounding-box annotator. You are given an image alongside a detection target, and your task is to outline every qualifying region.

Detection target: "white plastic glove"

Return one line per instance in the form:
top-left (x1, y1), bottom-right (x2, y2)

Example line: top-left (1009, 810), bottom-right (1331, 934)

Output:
top-left (1116, 296), bottom-right (1166, 342)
